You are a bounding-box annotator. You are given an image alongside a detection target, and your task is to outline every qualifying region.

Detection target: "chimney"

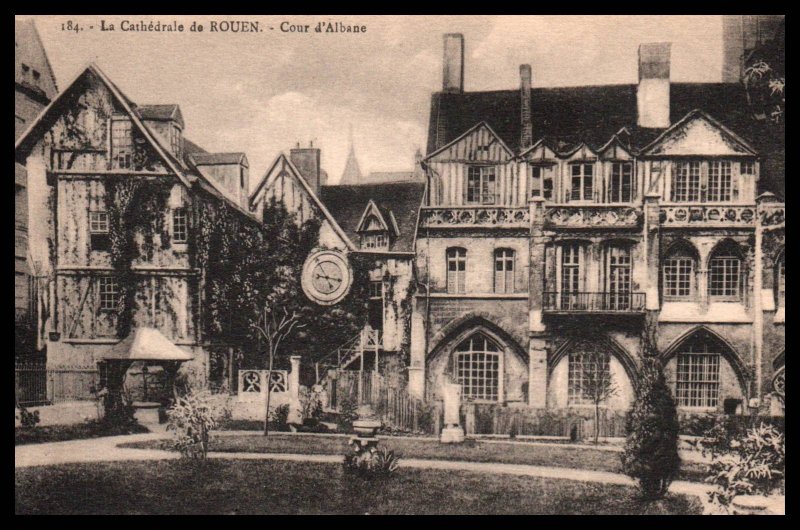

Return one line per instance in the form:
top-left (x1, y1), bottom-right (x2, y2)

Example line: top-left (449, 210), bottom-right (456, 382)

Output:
top-left (520, 64), bottom-right (533, 149)
top-left (442, 33), bottom-right (464, 93)
top-left (637, 43), bottom-right (671, 129)
top-left (290, 143), bottom-right (322, 197)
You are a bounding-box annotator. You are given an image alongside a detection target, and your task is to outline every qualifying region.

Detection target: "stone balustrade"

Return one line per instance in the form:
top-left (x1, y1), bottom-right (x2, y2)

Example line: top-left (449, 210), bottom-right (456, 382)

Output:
top-left (660, 204), bottom-right (757, 227)
top-left (419, 206), bottom-right (530, 229)
top-left (543, 205), bottom-right (642, 229)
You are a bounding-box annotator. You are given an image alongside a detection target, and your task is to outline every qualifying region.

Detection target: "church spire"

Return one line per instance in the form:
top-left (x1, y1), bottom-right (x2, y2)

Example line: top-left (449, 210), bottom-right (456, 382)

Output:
top-left (340, 125), bottom-right (362, 184)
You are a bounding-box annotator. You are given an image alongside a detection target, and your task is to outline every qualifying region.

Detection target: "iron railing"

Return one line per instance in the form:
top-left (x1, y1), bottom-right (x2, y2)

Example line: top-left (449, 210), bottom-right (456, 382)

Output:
top-left (543, 291), bottom-right (646, 313)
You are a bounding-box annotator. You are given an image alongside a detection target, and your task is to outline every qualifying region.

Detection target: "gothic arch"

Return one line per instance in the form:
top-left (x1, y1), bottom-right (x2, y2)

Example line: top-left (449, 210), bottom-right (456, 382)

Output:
top-left (549, 334), bottom-right (640, 385)
top-left (663, 238), bottom-right (701, 261)
top-left (706, 238), bottom-right (745, 268)
top-left (661, 326), bottom-right (750, 390)
top-left (427, 314), bottom-right (527, 363)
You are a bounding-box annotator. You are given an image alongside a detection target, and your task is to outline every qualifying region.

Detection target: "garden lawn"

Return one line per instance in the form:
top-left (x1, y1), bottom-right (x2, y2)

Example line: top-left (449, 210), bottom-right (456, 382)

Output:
top-left (15, 421), bottom-right (149, 446)
top-left (15, 459), bottom-right (702, 515)
top-left (123, 433), bottom-right (706, 481)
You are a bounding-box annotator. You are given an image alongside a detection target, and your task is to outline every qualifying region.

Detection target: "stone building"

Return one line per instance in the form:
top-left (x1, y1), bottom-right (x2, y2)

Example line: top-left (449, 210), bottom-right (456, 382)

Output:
top-left (15, 20), bottom-right (58, 353)
top-left (14, 63), bottom-right (256, 384)
top-left (409, 34), bottom-right (785, 418)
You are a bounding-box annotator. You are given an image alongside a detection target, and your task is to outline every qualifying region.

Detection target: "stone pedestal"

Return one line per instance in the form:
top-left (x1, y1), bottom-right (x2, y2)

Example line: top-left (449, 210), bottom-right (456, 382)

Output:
top-left (440, 382), bottom-right (464, 444)
top-left (288, 356), bottom-right (302, 424)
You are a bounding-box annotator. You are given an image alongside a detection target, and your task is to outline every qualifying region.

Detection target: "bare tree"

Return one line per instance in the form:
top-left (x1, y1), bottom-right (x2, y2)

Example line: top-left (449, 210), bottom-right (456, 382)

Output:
top-left (577, 351), bottom-right (619, 444)
top-left (251, 306), bottom-right (305, 436)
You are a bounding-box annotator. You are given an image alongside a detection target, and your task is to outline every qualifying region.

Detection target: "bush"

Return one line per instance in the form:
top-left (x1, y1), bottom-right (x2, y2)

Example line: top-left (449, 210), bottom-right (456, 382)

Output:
top-left (343, 447), bottom-right (401, 479)
top-left (16, 406), bottom-right (40, 429)
top-left (167, 391), bottom-right (227, 459)
top-left (299, 387), bottom-right (323, 422)
top-left (695, 421), bottom-right (784, 512)
top-left (337, 395), bottom-right (359, 432)
top-left (268, 403), bottom-right (291, 432)
top-left (621, 356), bottom-right (680, 500)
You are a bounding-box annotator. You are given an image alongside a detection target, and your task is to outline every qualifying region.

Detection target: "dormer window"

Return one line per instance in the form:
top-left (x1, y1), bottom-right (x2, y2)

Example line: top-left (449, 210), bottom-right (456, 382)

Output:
top-left (356, 200), bottom-right (398, 251)
top-left (466, 166), bottom-right (497, 204)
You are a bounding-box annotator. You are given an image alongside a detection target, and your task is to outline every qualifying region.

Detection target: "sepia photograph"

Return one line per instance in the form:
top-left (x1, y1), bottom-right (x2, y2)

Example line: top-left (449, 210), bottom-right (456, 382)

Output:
top-left (14, 14), bottom-right (785, 515)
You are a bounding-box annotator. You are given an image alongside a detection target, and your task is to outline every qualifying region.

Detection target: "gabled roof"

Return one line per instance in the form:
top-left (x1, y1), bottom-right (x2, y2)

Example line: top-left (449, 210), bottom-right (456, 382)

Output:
top-left (15, 19), bottom-right (58, 101)
top-left (14, 63), bottom-right (257, 221)
top-left (640, 109), bottom-right (758, 157)
top-left (319, 182), bottom-right (426, 253)
top-left (190, 152), bottom-right (249, 166)
top-left (250, 153), bottom-right (356, 250)
top-left (104, 327), bottom-right (193, 361)
top-left (427, 82), bottom-right (784, 196)
top-left (355, 199), bottom-right (400, 237)
top-left (138, 104), bottom-right (184, 128)
top-left (425, 120), bottom-right (514, 161)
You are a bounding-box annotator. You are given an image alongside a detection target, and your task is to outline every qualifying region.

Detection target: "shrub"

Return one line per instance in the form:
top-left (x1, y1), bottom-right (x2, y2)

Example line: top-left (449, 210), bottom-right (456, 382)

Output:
top-left (696, 421), bottom-right (784, 512)
top-left (343, 447), bottom-right (401, 479)
top-left (299, 387), bottom-right (323, 422)
top-left (621, 356), bottom-right (680, 500)
top-left (269, 403), bottom-right (291, 432)
top-left (16, 406), bottom-right (40, 429)
top-left (167, 390), bottom-right (227, 459)
top-left (337, 395), bottom-right (359, 432)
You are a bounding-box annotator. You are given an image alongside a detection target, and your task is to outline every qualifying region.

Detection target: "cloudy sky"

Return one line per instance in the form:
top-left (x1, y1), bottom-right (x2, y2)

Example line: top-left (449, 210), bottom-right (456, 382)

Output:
top-left (27, 15), bottom-right (725, 187)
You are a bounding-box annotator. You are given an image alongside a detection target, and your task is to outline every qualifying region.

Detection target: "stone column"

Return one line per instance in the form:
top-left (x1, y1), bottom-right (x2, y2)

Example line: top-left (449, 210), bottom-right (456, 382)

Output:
top-left (288, 355), bottom-right (302, 424)
top-left (408, 300), bottom-right (427, 400)
top-left (440, 381), bottom-right (465, 443)
top-left (643, 192), bottom-right (661, 311)
top-left (528, 337), bottom-right (548, 407)
top-left (529, 197), bottom-right (547, 332)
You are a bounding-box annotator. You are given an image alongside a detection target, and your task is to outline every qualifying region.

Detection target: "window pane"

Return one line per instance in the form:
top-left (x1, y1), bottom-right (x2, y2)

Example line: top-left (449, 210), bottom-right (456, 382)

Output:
top-left (455, 334), bottom-right (500, 401)
top-left (676, 340), bottom-right (720, 408)
top-left (708, 161), bottom-right (732, 202)
top-left (709, 257), bottom-right (741, 297)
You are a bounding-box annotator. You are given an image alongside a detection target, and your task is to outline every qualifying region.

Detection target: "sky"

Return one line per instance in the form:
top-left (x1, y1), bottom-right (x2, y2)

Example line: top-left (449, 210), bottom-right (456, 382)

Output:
top-left (24, 15), bottom-right (725, 188)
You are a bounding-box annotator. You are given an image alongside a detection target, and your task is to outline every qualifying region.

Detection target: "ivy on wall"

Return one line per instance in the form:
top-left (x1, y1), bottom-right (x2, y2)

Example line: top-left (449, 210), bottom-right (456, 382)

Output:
top-left (106, 175), bottom-right (172, 337)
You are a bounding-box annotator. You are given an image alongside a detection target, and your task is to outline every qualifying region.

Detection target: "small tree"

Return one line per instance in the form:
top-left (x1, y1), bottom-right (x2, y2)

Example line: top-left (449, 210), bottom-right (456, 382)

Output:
top-left (577, 351), bottom-right (618, 444)
top-left (252, 305), bottom-right (305, 436)
top-left (621, 355), bottom-right (680, 499)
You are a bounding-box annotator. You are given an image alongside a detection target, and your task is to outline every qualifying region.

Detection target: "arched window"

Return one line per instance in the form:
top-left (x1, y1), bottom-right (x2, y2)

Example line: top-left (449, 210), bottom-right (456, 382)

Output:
top-left (675, 334), bottom-right (721, 408)
top-left (454, 333), bottom-right (501, 401)
top-left (776, 251), bottom-right (785, 308)
top-left (662, 241), bottom-right (698, 300)
top-left (708, 241), bottom-right (743, 300)
top-left (446, 248), bottom-right (467, 293)
top-left (568, 349), bottom-right (612, 406)
top-left (494, 249), bottom-right (515, 294)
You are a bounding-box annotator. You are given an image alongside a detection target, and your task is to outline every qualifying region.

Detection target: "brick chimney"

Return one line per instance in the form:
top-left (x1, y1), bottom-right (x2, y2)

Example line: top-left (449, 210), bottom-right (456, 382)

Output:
top-left (520, 64), bottom-right (533, 149)
top-left (442, 33), bottom-right (464, 93)
top-left (290, 142), bottom-right (322, 197)
top-left (637, 43), bottom-right (671, 129)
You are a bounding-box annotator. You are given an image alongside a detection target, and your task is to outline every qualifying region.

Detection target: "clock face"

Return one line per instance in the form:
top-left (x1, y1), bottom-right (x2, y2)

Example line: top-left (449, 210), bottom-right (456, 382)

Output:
top-left (301, 250), bottom-right (353, 305)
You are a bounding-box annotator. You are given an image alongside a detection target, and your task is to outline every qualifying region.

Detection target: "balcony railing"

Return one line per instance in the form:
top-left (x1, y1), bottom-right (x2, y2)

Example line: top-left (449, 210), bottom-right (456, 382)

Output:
top-left (543, 291), bottom-right (646, 313)
top-left (660, 205), bottom-right (756, 228)
top-left (419, 206), bottom-right (530, 229)
top-left (543, 205), bottom-right (642, 229)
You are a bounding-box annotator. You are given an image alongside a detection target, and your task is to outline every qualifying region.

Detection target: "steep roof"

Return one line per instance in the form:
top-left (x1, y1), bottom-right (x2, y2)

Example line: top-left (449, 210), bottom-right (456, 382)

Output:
top-left (364, 171), bottom-right (421, 184)
top-left (14, 63), bottom-right (258, 220)
top-left (427, 82), bottom-right (784, 197)
top-left (190, 152), bottom-right (248, 166)
top-left (137, 104), bottom-right (185, 128)
top-left (15, 19), bottom-right (58, 102)
top-left (319, 182), bottom-right (426, 253)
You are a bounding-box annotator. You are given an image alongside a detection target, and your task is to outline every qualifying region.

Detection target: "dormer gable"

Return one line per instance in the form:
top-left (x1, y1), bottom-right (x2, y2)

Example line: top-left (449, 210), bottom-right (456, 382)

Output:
top-left (425, 121), bottom-right (513, 163)
top-left (641, 110), bottom-right (758, 157)
top-left (520, 138), bottom-right (558, 163)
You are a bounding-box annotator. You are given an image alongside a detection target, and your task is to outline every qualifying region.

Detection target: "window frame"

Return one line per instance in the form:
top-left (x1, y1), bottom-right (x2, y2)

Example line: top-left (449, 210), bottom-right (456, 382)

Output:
top-left (708, 255), bottom-right (742, 301)
top-left (672, 160), bottom-right (702, 202)
top-left (466, 165), bottom-right (498, 205)
top-left (707, 160), bottom-right (733, 202)
top-left (529, 164), bottom-right (554, 200)
top-left (446, 247), bottom-right (467, 294)
top-left (98, 276), bottom-right (119, 312)
top-left (676, 342), bottom-right (721, 409)
top-left (494, 248), bottom-right (515, 294)
top-left (172, 207), bottom-right (188, 244)
top-left (569, 162), bottom-right (595, 202)
top-left (608, 162), bottom-right (633, 203)
top-left (568, 350), bottom-right (612, 406)
top-left (110, 117), bottom-right (134, 169)
top-left (453, 333), bottom-right (502, 402)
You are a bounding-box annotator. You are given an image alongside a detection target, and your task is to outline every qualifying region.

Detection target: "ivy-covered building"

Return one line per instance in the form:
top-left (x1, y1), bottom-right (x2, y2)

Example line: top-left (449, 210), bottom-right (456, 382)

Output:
top-left (14, 63), bottom-right (259, 384)
top-left (408, 33), bottom-right (784, 419)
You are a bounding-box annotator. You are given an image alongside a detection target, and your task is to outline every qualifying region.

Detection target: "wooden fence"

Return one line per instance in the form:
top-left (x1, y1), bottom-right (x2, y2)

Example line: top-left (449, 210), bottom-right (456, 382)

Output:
top-left (15, 362), bottom-right (100, 406)
top-left (464, 404), bottom-right (628, 440)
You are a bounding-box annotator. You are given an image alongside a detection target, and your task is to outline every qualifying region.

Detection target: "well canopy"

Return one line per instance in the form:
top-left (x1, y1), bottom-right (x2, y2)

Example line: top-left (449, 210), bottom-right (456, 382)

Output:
top-left (103, 328), bottom-right (194, 362)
